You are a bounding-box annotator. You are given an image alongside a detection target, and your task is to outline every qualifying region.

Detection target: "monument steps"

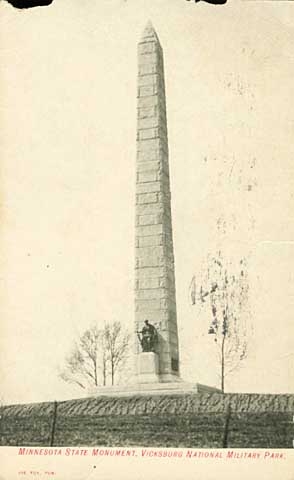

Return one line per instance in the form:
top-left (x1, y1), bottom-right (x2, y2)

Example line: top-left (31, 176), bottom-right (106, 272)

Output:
top-left (89, 382), bottom-right (221, 397)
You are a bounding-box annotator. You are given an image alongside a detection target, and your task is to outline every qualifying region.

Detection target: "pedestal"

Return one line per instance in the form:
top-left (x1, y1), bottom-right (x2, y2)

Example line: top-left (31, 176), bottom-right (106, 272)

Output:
top-left (136, 352), bottom-right (160, 384)
top-left (88, 381), bottom-right (221, 397)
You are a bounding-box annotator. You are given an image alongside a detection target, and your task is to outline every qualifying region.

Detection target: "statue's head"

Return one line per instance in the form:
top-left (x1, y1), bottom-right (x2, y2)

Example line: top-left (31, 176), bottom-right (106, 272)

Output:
top-left (144, 319), bottom-right (149, 325)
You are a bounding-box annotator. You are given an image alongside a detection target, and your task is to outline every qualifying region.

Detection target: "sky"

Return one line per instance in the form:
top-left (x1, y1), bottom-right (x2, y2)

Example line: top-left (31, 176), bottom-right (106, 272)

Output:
top-left (0, 0), bottom-right (293, 404)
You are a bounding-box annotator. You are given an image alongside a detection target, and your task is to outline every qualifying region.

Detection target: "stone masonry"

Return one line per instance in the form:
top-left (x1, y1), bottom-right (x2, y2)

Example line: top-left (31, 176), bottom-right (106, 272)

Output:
top-left (135, 22), bottom-right (180, 381)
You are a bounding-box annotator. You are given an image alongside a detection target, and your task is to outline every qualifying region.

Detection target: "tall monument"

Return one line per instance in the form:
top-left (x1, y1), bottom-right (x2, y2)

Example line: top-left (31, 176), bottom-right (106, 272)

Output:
top-left (135, 22), bottom-right (180, 383)
top-left (89, 22), bottom-right (219, 395)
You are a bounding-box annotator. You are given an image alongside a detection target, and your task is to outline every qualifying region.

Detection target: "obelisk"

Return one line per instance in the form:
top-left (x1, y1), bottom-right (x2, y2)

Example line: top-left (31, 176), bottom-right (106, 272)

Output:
top-left (135, 22), bottom-right (180, 383)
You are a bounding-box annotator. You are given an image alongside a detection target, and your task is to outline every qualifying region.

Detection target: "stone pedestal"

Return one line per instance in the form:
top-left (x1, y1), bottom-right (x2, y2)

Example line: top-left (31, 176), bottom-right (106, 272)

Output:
top-left (89, 381), bottom-right (221, 397)
top-left (137, 352), bottom-right (160, 383)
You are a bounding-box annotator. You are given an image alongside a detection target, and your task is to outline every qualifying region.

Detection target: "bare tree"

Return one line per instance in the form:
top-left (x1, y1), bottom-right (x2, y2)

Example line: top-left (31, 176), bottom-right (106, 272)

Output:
top-left (103, 321), bottom-right (131, 386)
top-left (59, 321), bottom-right (130, 389)
top-left (59, 325), bottom-right (101, 389)
top-left (191, 251), bottom-right (251, 392)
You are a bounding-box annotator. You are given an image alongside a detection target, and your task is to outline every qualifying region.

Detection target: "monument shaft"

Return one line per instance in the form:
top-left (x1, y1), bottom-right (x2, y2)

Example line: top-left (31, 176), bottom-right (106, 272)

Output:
top-left (135, 23), bottom-right (180, 381)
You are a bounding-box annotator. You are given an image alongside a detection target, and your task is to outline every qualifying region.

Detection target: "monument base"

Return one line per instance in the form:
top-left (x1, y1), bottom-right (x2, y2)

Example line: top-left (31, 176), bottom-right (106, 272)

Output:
top-left (88, 353), bottom-right (221, 396)
top-left (89, 352), bottom-right (221, 397)
top-left (89, 382), bottom-right (221, 397)
top-left (135, 352), bottom-right (182, 384)
top-left (136, 352), bottom-right (160, 384)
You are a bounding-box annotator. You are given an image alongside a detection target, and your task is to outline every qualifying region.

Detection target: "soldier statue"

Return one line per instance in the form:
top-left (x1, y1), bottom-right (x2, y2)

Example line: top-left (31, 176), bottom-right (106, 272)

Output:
top-left (137, 320), bottom-right (158, 353)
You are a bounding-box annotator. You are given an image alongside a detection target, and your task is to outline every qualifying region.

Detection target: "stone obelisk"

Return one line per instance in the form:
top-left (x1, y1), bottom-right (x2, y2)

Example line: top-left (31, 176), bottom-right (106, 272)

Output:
top-left (88, 23), bottom-right (220, 395)
top-left (135, 22), bottom-right (180, 383)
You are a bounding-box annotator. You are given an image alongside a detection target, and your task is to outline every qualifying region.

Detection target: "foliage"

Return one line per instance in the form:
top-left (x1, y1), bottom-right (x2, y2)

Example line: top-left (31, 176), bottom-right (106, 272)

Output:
top-left (192, 251), bottom-right (251, 392)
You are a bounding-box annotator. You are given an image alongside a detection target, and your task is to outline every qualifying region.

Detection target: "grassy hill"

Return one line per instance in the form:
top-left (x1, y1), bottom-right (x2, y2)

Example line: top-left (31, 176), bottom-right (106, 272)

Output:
top-left (1, 393), bottom-right (293, 448)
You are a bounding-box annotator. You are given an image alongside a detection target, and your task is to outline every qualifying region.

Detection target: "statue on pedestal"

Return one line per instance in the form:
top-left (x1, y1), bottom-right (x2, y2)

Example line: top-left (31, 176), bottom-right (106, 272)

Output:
top-left (137, 320), bottom-right (158, 353)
